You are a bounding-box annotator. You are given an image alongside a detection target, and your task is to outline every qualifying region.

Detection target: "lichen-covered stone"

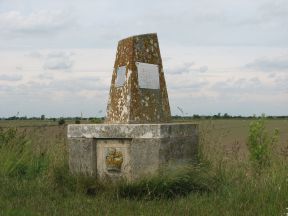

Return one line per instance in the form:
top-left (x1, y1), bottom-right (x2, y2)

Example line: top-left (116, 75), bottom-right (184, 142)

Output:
top-left (105, 33), bottom-right (171, 124)
top-left (67, 33), bottom-right (199, 181)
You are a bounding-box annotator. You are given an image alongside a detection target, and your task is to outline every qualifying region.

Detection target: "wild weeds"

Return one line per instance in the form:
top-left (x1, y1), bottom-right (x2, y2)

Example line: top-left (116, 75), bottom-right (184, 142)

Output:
top-left (0, 127), bottom-right (48, 178)
top-left (247, 116), bottom-right (279, 172)
top-left (0, 127), bottom-right (103, 196)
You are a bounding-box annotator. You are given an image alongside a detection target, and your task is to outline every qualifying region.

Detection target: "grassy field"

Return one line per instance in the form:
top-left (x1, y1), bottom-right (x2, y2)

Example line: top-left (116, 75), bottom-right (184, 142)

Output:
top-left (0, 119), bottom-right (287, 215)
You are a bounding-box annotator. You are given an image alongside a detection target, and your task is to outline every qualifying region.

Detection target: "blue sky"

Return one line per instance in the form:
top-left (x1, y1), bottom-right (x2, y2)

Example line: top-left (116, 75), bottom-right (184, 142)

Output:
top-left (0, 0), bottom-right (287, 117)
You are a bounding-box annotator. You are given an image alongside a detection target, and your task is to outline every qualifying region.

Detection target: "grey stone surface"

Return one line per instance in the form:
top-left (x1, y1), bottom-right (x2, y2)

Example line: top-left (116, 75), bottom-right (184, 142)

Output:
top-left (130, 138), bottom-right (161, 179)
top-left (68, 123), bottom-right (197, 139)
top-left (68, 123), bottom-right (198, 180)
top-left (68, 138), bottom-right (97, 176)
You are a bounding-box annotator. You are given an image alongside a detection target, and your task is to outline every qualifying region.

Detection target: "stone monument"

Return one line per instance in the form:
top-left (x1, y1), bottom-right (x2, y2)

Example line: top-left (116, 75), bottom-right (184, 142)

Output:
top-left (68, 33), bottom-right (198, 181)
top-left (105, 33), bottom-right (171, 124)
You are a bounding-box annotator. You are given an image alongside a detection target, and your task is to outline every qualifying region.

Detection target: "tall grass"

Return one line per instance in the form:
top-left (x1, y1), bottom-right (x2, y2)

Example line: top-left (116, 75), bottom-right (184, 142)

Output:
top-left (0, 120), bottom-right (288, 215)
top-left (118, 164), bottom-right (219, 200)
top-left (0, 128), bottom-right (48, 178)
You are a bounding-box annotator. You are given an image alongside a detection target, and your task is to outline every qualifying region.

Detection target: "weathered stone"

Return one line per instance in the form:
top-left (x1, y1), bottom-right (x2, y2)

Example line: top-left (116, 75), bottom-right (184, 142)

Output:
top-left (67, 123), bottom-right (197, 139)
top-left (68, 138), bottom-right (97, 176)
top-left (105, 33), bottom-right (171, 124)
top-left (67, 33), bottom-right (199, 181)
top-left (68, 123), bottom-right (198, 180)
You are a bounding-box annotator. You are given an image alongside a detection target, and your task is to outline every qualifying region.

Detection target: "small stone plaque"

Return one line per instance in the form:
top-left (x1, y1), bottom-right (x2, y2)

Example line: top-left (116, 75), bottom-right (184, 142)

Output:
top-left (115, 66), bottom-right (126, 87)
top-left (136, 62), bottom-right (159, 89)
top-left (97, 139), bottom-right (131, 179)
top-left (105, 147), bottom-right (124, 172)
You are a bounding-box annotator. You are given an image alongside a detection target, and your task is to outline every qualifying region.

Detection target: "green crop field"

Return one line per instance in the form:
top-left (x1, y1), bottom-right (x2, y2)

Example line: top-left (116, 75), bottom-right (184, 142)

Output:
top-left (0, 119), bottom-right (287, 215)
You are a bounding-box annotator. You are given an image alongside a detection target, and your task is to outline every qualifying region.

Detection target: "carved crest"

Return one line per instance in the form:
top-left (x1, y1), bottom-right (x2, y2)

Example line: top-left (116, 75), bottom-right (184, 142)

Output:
top-left (105, 147), bottom-right (123, 172)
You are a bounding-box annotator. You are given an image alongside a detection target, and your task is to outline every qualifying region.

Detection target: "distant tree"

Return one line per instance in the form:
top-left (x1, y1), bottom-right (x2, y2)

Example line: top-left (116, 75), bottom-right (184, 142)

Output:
top-left (75, 117), bottom-right (81, 124)
top-left (90, 118), bottom-right (103, 124)
top-left (19, 116), bottom-right (27, 120)
top-left (58, 118), bottom-right (65, 125)
top-left (8, 116), bottom-right (18, 120)
top-left (40, 115), bottom-right (45, 120)
top-left (223, 113), bottom-right (230, 118)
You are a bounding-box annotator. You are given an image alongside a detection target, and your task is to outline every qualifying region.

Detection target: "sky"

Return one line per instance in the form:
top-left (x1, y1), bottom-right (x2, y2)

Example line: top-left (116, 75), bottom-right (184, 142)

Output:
top-left (0, 0), bottom-right (287, 117)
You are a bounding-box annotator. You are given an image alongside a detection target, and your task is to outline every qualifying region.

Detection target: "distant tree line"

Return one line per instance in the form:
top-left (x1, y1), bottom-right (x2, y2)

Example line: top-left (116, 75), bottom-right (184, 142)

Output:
top-left (173, 113), bottom-right (288, 120)
top-left (0, 116), bottom-right (105, 124)
top-left (0, 114), bottom-right (287, 122)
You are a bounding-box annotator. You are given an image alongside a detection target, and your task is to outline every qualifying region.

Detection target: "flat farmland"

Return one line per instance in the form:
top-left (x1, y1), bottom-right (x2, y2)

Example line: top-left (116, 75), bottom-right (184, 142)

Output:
top-left (0, 119), bottom-right (287, 215)
top-left (1, 118), bottom-right (288, 165)
top-left (1, 118), bottom-right (287, 143)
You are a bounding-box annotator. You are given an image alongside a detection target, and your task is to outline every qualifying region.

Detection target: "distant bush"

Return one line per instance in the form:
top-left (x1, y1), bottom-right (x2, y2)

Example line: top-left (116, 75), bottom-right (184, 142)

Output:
top-left (75, 118), bottom-right (81, 124)
top-left (58, 118), bottom-right (65, 125)
top-left (90, 118), bottom-right (103, 124)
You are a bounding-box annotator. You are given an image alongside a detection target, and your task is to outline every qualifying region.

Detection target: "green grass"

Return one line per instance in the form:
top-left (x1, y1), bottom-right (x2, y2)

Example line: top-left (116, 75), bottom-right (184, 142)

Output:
top-left (118, 164), bottom-right (219, 200)
top-left (0, 119), bottom-right (287, 215)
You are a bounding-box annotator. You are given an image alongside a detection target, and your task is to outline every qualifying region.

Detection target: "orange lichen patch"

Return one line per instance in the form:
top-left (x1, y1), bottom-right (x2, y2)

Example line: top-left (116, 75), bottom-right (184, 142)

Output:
top-left (105, 33), bottom-right (171, 124)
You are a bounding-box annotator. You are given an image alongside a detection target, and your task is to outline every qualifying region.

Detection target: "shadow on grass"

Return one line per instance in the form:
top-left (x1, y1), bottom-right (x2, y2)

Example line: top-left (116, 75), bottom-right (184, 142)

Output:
top-left (118, 164), bottom-right (219, 200)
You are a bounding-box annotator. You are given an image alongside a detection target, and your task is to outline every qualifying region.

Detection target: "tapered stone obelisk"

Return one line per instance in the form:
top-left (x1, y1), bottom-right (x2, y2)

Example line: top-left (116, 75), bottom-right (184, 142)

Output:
top-left (68, 33), bottom-right (198, 181)
top-left (106, 33), bottom-right (171, 123)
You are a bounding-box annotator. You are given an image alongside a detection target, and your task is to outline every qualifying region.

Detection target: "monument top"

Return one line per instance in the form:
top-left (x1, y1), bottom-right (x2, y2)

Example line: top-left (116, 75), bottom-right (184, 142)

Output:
top-left (105, 33), bottom-right (171, 124)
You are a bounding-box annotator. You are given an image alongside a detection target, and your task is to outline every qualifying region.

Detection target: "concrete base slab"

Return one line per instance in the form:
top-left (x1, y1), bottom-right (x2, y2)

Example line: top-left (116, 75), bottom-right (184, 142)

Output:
top-left (68, 123), bottom-right (198, 181)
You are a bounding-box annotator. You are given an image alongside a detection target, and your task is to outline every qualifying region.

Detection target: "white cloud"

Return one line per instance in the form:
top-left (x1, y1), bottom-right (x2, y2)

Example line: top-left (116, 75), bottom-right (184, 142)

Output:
top-left (0, 74), bottom-right (22, 81)
top-left (211, 77), bottom-right (263, 94)
top-left (1, 76), bottom-right (107, 94)
top-left (27, 51), bottom-right (43, 58)
top-left (261, 0), bottom-right (288, 24)
top-left (166, 62), bottom-right (208, 74)
top-left (199, 65), bottom-right (208, 73)
top-left (0, 10), bottom-right (75, 36)
top-left (43, 51), bottom-right (74, 71)
top-left (245, 55), bottom-right (288, 72)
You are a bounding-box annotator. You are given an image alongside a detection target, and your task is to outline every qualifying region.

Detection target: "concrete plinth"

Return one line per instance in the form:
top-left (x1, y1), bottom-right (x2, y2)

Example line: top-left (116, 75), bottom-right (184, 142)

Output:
top-left (68, 123), bottom-right (198, 181)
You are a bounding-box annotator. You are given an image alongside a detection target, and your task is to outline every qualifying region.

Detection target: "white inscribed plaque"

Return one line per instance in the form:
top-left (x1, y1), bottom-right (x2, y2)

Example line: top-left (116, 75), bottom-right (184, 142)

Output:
top-left (136, 62), bottom-right (159, 89)
top-left (115, 66), bottom-right (126, 87)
